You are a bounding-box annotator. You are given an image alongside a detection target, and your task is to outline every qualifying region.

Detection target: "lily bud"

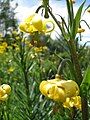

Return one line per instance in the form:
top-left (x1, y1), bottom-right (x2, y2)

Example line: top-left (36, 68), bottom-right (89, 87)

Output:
top-left (77, 28), bottom-right (85, 33)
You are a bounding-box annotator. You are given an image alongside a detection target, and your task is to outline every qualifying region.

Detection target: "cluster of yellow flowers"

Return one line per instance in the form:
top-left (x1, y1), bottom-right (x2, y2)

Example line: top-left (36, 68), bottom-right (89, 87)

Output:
top-left (0, 84), bottom-right (11, 102)
top-left (39, 74), bottom-right (81, 110)
top-left (33, 46), bottom-right (48, 53)
top-left (19, 13), bottom-right (54, 34)
top-left (0, 42), bottom-right (8, 54)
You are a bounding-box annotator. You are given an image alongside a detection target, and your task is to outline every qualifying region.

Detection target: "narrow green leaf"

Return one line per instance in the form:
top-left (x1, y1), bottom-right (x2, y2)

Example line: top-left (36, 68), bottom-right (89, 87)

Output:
top-left (81, 65), bottom-right (90, 85)
top-left (71, 0), bottom-right (86, 39)
top-left (66, 0), bottom-right (74, 28)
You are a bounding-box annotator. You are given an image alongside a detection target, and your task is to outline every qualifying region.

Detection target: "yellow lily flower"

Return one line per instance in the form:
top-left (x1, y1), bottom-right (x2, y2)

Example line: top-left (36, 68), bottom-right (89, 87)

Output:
top-left (39, 74), bottom-right (79, 102)
top-left (0, 84), bottom-right (11, 102)
top-left (19, 13), bottom-right (55, 34)
top-left (1, 84), bottom-right (11, 94)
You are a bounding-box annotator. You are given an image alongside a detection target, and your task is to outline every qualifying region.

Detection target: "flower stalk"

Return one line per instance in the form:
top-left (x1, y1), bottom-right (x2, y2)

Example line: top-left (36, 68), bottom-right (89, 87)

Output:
top-left (44, 1), bottom-right (89, 120)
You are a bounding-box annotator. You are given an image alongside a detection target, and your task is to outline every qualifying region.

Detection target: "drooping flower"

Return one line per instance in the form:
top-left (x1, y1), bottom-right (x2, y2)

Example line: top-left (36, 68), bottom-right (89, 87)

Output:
top-left (1, 84), bottom-right (11, 94)
top-left (0, 84), bottom-right (11, 102)
top-left (39, 74), bottom-right (79, 102)
top-left (39, 80), bottom-right (66, 102)
top-left (19, 13), bottom-right (55, 34)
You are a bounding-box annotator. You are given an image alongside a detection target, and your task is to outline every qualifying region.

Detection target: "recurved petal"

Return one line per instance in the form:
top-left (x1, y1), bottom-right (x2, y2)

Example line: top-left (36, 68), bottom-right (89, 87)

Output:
top-left (39, 81), bottom-right (52, 96)
top-left (19, 23), bottom-right (27, 32)
top-left (0, 94), bottom-right (8, 101)
top-left (48, 85), bottom-right (66, 102)
top-left (31, 14), bottom-right (43, 31)
top-left (57, 80), bottom-right (79, 97)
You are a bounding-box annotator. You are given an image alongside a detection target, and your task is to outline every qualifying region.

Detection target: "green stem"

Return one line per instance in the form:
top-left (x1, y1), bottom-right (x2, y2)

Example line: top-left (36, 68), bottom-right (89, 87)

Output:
top-left (48, 9), bottom-right (88, 120)
top-left (68, 40), bottom-right (89, 120)
top-left (80, 86), bottom-right (89, 120)
top-left (48, 8), bottom-right (65, 38)
top-left (43, 1), bottom-right (89, 119)
top-left (23, 69), bottom-right (30, 106)
top-left (19, 40), bottom-right (30, 106)
top-left (35, 5), bottom-right (44, 13)
top-left (68, 40), bottom-right (82, 85)
top-left (57, 59), bottom-right (70, 75)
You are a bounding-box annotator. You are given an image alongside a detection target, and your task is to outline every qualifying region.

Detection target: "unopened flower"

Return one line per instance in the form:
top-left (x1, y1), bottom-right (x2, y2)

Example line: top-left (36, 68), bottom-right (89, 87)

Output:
top-left (77, 28), bottom-right (85, 33)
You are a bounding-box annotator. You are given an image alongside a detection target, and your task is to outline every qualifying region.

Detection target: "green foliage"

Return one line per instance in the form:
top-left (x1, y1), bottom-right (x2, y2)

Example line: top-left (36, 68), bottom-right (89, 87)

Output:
top-left (0, 0), bottom-right (90, 120)
top-left (71, 0), bottom-right (86, 39)
top-left (81, 65), bottom-right (90, 86)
